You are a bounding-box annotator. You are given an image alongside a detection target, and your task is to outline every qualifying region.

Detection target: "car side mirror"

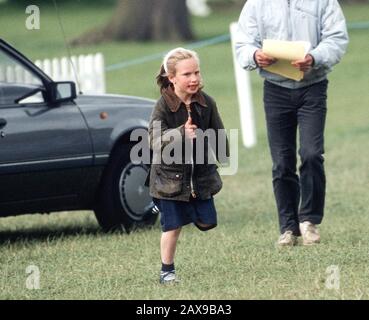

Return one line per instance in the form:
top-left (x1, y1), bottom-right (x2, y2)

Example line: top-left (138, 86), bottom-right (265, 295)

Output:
top-left (49, 81), bottom-right (77, 103)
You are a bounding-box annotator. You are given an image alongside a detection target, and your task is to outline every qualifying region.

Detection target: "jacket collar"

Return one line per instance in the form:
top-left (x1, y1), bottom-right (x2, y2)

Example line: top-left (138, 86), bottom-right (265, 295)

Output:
top-left (162, 85), bottom-right (207, 113)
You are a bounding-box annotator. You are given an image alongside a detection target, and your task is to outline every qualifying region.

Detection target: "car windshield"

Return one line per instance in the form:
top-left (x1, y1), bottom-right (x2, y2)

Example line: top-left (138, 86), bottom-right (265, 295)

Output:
top-left (0, 48), bottom-right (43, 105)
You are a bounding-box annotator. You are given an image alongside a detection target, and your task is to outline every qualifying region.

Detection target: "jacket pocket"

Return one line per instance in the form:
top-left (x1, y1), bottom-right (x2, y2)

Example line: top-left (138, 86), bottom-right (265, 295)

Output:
top-left (196, 166), bottom-right (223, 196)
top-left (154, 165), bottom-right (184, 197)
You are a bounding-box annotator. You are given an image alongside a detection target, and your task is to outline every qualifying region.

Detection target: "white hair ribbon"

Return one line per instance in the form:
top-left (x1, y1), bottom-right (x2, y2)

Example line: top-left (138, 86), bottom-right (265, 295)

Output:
top-left (163, 47), bottom-right (186, 74)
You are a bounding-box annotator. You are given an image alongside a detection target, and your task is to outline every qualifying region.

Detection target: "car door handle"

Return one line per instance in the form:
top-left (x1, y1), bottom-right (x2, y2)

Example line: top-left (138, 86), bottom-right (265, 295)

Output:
top-left (0, 118), bottom-right (7, 129)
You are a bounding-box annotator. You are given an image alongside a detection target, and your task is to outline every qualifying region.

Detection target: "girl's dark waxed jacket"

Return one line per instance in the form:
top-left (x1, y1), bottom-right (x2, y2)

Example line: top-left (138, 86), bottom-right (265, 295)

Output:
top-left (148, 86), bottom-right (229, 202)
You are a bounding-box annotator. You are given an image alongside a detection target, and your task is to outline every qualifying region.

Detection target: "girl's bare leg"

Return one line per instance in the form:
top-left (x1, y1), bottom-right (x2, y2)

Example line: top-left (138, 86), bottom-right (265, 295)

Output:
top-left (161, 228), bottom-right (182, 264)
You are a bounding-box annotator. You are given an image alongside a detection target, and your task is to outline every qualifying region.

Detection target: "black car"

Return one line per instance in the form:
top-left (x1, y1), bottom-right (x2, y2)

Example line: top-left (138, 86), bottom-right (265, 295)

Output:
top-left (0, 39), bottom-right (158, 232)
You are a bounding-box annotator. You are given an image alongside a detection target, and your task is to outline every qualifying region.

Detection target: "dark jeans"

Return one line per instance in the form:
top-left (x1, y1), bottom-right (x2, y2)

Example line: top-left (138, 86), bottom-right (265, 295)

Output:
top-left (263, 80), bottom-right (328, 236)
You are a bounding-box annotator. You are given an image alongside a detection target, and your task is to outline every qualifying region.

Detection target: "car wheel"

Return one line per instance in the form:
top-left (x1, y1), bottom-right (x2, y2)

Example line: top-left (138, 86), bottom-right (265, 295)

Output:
top-left (94, 144), bottom-right (158, 232)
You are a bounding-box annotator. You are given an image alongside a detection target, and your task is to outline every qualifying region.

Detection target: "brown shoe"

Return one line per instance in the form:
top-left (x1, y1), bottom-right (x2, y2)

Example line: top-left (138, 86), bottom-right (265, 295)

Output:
top-left (277, 231), bottom-right (298, 246)
top-left (299, 221), bottom-right (320, 245)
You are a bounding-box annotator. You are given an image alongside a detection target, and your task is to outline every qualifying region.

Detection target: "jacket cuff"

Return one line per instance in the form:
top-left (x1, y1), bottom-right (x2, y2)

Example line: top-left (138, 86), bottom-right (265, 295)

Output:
top-left (309, 50), bottom-right (323, 68)
top-left (249, 47), bottom-right (259, 69)
top-left (253, 49), bottom-right (259, 66)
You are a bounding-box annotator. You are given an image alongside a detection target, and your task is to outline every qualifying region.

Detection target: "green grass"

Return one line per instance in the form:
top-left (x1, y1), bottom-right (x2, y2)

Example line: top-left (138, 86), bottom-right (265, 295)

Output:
top-left (1, 3), bottom-right (369, 299)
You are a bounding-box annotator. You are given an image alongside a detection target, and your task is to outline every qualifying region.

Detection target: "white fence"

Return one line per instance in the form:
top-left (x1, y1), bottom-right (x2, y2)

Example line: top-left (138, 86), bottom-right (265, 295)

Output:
top-left (0, 65), bottom-right (35, 84)
top-left (35, 53), bottom-right (106, 94)
top-left (0, 53), bottom-right (106, 95)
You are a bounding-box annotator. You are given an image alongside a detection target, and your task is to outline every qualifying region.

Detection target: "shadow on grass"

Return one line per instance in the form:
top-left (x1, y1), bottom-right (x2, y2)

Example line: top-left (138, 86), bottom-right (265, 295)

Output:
top-left (0, 222), bottom-right (159, 245)
top-left (0, 225), bottom-right (113, 245)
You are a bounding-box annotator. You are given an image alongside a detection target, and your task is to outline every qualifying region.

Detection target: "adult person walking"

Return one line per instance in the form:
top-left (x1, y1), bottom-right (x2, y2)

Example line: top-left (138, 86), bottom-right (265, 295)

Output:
top-left (235, 0), bottom-right (349, 246)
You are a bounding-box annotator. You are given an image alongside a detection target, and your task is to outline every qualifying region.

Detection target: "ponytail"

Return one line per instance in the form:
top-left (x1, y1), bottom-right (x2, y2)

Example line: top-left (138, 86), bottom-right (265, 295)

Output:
top-left (156, 64), bottom-right (171, 93)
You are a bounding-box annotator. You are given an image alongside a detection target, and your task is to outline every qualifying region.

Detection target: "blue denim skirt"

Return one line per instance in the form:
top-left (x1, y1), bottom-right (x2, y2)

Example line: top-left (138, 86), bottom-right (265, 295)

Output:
top-left (153, 197), bottom-right (218, 232)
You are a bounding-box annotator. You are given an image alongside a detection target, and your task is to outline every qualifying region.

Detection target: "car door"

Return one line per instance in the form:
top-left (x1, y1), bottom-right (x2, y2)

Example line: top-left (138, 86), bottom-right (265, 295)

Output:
top-left (0, 41), bottom-right (93, 214)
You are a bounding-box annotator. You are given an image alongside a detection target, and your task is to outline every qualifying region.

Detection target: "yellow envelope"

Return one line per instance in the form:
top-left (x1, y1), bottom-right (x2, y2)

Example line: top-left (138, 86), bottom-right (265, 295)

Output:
top-left (262, 39), bottom-right (311, 81)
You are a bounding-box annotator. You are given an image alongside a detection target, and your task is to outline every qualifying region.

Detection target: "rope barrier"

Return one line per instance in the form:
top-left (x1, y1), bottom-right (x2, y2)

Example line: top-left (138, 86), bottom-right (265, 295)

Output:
top-left (105, 21), bottom-right (369, 72)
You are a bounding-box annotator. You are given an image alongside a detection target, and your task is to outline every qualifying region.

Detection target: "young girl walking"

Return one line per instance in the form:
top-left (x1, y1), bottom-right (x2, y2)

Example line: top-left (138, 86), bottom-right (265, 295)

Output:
top-left (148, 47), bottom-right (228, 284)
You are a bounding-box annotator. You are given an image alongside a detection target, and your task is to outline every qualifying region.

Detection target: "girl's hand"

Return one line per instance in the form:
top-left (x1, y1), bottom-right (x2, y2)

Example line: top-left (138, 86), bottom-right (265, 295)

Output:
top-left (184, 116), bottom-right (197, 139)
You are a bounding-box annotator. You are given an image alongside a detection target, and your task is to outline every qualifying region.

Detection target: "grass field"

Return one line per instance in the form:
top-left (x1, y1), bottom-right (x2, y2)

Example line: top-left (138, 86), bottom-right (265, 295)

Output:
top-left (1, 2), bottom-right (369, 299)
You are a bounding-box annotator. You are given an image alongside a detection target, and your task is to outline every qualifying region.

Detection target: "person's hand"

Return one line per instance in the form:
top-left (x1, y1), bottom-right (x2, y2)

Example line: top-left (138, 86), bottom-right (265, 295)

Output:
top-left (254, 49), bottom-right (277, 68)
top-left (184, 115), bottom-right (197, 139)
top-left (291, 54), bottom-right (314, 72)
